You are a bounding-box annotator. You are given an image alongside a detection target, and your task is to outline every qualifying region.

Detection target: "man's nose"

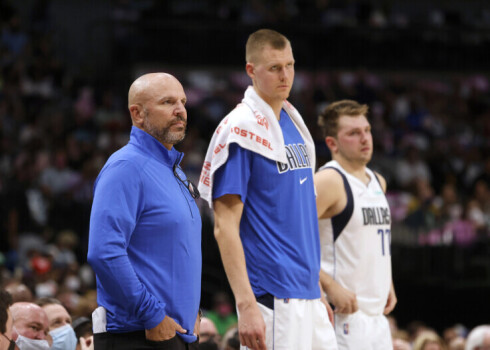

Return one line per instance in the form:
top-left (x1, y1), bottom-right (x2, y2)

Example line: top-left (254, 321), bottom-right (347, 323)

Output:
top-left (175, 101), bottom-right (186, 114)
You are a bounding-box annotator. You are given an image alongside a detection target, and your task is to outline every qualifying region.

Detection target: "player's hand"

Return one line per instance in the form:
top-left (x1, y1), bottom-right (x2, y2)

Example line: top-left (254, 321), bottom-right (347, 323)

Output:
top-left (383, 284), bottom-right (397, 315)
top-left (327, 280), bottom-right (358, 314)
top-left (238, 301), bottom-right (267, 350)
top-left (320, 295), bottom-right (335, 325)
top-left (146, 315), bottom-right (186, 341)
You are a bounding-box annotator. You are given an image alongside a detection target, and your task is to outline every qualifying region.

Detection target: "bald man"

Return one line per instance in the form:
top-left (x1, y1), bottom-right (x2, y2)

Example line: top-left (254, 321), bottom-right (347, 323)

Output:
top-left (11, 302), bottom-right (51, 350)
top-left (88, 73), bottom-right (202, 350)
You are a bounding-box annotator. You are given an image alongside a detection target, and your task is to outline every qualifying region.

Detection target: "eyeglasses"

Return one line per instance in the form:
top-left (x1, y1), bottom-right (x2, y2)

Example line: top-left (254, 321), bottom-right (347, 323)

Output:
top-left (173, 163), bottom-right (200, 199)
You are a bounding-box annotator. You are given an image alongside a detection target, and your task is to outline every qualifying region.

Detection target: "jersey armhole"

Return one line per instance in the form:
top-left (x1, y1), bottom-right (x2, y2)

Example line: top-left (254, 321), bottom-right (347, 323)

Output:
top-left (325, 167), bottom-right (354, 242)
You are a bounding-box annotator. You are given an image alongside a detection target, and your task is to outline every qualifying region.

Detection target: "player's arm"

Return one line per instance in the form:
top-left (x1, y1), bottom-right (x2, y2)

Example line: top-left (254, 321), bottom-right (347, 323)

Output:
top-left (315, 168), bottom-right (358, 314)
top-left (319, 280), bottom-right (335, 325)
top-left (213, 194), bottom-right (266, 350)
top-left (320, 270), bottom-right (358, 314)
top-left (374, 172), bottom-right (397, 315)
top-left (383, 282), bottom-right (397, 315)
top-left (314, 168), bottom-right (346, 219)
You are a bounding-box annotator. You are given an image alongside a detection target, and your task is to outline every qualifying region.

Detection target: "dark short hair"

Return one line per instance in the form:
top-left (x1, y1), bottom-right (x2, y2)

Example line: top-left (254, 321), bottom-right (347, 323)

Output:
top-left (0, 289), bottom-right (13, 334)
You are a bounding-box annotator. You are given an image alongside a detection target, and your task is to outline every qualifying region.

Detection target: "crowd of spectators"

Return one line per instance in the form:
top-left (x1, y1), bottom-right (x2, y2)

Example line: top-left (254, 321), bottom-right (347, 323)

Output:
top-left (0, 1), bottom-right (489, 348)
top-left (112, 0), bottom-right (490, 29)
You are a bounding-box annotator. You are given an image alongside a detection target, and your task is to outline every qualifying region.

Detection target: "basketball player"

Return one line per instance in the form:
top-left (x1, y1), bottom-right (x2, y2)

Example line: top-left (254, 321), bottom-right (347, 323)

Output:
top-left (198, 29), bottom-right (337, 350)
top-left (315, 100), bottom-right (397, 350)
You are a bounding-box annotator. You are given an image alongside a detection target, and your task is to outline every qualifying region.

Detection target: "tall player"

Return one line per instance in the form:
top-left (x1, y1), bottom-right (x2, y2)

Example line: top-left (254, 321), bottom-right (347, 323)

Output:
top-left (198, 29), bottom-right (337, 350)
top-left (315, 100), bottom-right (397, 350)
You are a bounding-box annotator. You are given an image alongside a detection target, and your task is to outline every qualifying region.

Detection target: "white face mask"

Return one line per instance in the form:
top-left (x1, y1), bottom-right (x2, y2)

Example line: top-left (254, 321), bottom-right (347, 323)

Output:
top-left (49, 324), bottom-right (78, 350)
top-left (15, 334), bottom-right (50, 350)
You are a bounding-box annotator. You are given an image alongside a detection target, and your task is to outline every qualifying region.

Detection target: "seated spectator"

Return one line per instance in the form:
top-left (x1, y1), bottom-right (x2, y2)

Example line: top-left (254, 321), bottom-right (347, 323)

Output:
top-left (72, 316), bottom-right (93, 350)
top-left (0, 289), bottom-right (15, 350)
top-left (35, 297), bottom-right (72, 330)
top-left (221, 327), bottom-right (240, 350)
top-left (4, 282), bottom-right (33, 302)
top-left (465, 325), bottom-right (490, 350)
top-left (448, 336), bottom-right (466, 350)
top-left (11, 302), bottom-right (51, 349)
top-left (413, 330), bottom-right (448, 350)
top-left (199, 317), bottom-right (219, 344)
top-left (35, 297), bottom-right (77, 350)
top-left (205, 291), bottom-right (238, 337)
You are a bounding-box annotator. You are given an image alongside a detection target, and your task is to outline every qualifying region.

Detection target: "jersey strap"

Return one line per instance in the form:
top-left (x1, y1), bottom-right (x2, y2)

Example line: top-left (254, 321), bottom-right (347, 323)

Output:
top-left (326, 167), bottom-right (354, 242)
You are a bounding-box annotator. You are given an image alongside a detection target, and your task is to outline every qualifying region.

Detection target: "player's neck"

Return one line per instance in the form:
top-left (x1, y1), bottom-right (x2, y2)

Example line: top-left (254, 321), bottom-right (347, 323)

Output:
top-left (254, 87), bottom-right (283, 119)
top-left (335, 158), bottom-right (369, 185)
top-left (267, 100), bottom-right (283, 120)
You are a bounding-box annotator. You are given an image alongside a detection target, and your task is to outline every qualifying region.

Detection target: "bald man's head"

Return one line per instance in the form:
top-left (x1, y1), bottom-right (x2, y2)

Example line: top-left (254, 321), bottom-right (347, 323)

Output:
top-left (128, 73), bottom-right (179, 108)
top-left (11, 302), bottom-right (49, 341)
top-left (127, 72), bottom-right (188, 150)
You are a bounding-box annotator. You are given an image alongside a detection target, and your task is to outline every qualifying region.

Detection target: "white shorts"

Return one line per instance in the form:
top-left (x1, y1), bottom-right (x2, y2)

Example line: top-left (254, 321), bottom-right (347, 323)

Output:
top-left (240, 296), bottom-right (338, 350)
top-left (334, 310), bottom-right (392, 350)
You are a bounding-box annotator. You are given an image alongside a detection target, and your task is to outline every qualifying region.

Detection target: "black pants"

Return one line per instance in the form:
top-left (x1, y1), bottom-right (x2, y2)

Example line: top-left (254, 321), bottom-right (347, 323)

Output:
top-left (94, 331), bottom-right (199, 350)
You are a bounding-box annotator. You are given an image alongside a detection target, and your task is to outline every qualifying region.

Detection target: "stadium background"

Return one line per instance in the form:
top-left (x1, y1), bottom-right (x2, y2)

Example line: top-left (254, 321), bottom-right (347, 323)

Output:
top-left (0, 0), bottom-right (489, 336)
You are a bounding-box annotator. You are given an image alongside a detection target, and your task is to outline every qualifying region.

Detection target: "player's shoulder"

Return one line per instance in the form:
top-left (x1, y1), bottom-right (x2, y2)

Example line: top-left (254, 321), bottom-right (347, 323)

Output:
top-left (372, 170), bottom-right (387, 192)
top-left (314, 166), bottom-right (344, 187)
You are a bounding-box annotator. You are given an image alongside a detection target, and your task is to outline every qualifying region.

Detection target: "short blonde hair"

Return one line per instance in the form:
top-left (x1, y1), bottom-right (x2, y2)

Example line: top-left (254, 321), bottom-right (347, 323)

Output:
top-left (318, 100), bottom-right (369, 138)
top-left (245, 29), bottom-right (290, 63)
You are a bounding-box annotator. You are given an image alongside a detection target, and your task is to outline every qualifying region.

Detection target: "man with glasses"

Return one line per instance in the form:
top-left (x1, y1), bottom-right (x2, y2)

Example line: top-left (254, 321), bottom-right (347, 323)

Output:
top-left (88, 73), bottom-right (202, 350)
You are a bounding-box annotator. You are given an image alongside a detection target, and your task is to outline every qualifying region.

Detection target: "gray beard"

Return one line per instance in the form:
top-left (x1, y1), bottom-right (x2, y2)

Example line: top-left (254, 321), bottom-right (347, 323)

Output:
top-left (143, 114), bottom-right (186, 146)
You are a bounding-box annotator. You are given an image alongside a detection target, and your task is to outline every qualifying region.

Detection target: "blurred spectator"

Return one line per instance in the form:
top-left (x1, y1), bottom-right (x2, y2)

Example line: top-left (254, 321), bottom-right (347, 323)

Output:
top-left (448, 337), bottom-right (466, 350)
top-left (221, 327), bottom-right (240, 350)
top-left (205, 291), bottom-right (237, 337)
top-left (444, 324), bottom-right (468, 345)
top-left (0, 289), bottom-right (14, 350)
top-left (4, 281), bottom-right (33, 302)
top-left (396, 146), bottom-right (432, 190)
top-left (199, 317), bottom-right (219, 345)
top-left (413, 330), bottom-right (448, 350)
top-left (35, 297), bottom-right (77, 350)
top-left (72, 316), bottom-right (93, 350)
top-left (11, 302), bottom-right (51, 349)
top-left (35, 297), bottom-right (71, 331)
top-left (465, 325), bottom-right (490, 350)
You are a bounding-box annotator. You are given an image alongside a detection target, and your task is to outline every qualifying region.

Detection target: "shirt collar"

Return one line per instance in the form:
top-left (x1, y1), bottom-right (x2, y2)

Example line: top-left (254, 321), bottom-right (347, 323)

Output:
top-left (129, 126), bottom-right (183, 167)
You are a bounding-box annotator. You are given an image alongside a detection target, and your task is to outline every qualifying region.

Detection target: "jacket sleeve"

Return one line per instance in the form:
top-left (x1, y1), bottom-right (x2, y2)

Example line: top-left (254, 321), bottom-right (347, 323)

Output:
top-left (87, 160), bottom-right (166, 329)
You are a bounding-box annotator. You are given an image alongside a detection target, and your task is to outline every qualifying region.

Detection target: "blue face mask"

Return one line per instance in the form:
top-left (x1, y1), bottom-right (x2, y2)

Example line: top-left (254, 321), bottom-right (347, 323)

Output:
top-left (49, 324), bottom-right (77, 350)
top-left (15, 334), bottom-right (50, 350)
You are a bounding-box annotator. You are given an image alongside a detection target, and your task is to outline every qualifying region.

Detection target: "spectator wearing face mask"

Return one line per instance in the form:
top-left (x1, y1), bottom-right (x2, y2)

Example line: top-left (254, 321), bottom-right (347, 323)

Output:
top-left (35, 297), bottom-right (77, 350)
top-left (10, 302), bottom-right (51, 350)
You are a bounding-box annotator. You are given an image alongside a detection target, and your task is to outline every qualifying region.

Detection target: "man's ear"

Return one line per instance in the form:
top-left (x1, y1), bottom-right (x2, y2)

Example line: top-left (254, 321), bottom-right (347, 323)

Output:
top-left (245, 62), bottom-right (254, 80)
top-left (325, 136), bottom-right (338, 153)
top-left (129, 104), bottom-right (144, 128)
